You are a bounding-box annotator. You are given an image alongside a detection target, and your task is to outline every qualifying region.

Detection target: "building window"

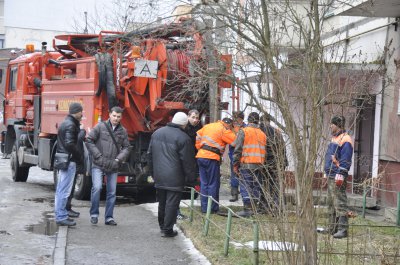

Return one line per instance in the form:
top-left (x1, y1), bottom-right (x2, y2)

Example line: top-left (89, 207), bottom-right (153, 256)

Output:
top-left (0, 34), bottom-right (4, 49)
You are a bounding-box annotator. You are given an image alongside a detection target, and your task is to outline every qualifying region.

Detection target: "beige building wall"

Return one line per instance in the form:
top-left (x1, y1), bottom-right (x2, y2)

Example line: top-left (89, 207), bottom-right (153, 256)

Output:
top-left (172, 5), bottom-right (193, 23)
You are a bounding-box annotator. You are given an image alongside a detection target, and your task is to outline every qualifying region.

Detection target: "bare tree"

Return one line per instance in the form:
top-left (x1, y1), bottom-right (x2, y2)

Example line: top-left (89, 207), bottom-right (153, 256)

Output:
top-left (188, 0), bottom-right (385, 264)
top-left (71, 0), bottom-right (175, 33)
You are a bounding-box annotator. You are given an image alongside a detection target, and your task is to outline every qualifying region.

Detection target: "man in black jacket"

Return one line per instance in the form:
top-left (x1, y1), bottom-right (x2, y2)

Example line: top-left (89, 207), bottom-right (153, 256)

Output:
top-left (147, 112), bottom-right (196, 237)
top-left (259, 115), bottom-right (288, 214)
top-left (65, 126), bottom-right (86, 218)
top-left (185, 109), bottom-right (202, 146)
top-left (55, 102), bottom-right (84, 226)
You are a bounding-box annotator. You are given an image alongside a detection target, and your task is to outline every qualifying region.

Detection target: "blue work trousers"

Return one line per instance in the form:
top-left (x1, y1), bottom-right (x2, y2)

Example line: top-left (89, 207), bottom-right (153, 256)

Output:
top-left (230, 161), bottom-right (239, 188)
top-left (239, 168), bottom-right (262, 205)
top-left (197, 158), bottom-right (220, 213)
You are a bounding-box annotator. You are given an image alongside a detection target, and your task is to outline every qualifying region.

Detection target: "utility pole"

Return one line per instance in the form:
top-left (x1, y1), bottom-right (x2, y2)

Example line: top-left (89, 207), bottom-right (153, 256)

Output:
top-left (204, 18), bottom-right (219, 123)
top-left (84, 11), bottom-right (88, 34)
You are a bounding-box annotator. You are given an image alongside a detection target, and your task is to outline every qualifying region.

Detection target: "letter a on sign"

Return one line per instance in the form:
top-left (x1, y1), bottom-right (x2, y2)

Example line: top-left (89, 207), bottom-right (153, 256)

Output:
top-left (134, 60), bottom-right (159, 78)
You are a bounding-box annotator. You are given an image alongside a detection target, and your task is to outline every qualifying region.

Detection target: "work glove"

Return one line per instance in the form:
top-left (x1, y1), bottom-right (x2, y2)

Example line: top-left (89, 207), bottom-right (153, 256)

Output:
top-left (233, 163), bottom-right (240, 174)
top-left (111, 160), bottom-right (120, 171)
top-left (335, 174), bottom-right (344, 187)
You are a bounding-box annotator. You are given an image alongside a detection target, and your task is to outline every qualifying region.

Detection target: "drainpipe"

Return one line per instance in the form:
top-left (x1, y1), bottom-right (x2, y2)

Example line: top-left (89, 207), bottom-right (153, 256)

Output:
top-left (374, 17), bottom-right (393, 203)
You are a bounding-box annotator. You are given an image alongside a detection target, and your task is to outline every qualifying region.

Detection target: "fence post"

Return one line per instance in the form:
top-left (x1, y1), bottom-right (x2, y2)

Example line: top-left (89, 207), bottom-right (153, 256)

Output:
top-left (253, 221), bottom-right (259, 265)
top-left (203, 196), bottom-right (212, 236)
top-left (362, 185), bottom-right (367, 219)
top-left (397, 192), bottom-right (400, 226)
top-left (190, 188), bottom-right (195, 223)
top-left (224, 209), bottom-right (233, 256)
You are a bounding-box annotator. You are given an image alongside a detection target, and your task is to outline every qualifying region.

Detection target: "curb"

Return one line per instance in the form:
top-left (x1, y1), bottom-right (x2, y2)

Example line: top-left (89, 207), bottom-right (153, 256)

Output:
top-left (53, 226), bottom-right (67, 265)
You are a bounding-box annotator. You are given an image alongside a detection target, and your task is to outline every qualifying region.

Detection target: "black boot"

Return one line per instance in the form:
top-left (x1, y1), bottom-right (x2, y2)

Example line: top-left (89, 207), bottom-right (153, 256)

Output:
top-left (329, 216), bottom-right (339, 235)
top-left (229, 187), bottom-right (239, 202)
top-left (333, 216), bottom-right (348, 239)
top-left (237, 203), bottom-right (253, 217)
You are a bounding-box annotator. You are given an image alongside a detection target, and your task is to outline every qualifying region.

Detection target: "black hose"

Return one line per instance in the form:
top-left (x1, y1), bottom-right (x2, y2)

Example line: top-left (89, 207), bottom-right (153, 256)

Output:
top-left (95, 53), bottom-right (106, 96)
top-left (104, 53), bottom-right (118, 109)
top-left (33, 77), bottom-right (42, 91)
top-left (48, 59), bottom-right (60, 66)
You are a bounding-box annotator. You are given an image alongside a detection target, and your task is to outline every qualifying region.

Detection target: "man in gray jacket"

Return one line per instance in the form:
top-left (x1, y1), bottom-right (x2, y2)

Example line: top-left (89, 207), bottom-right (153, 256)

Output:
top-left (86, 106), bottom-right (131, 226)
top-left (147, 112), bottom-right (196, 237)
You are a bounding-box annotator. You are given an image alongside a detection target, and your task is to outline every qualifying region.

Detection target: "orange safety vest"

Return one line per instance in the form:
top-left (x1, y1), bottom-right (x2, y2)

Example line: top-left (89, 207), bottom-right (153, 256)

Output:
top-left (240, 127), bottom-right (267, 164)
top-left (332, 133), bottom-right (353, 147)
top-left (196, 121), bottom-right (235, 161)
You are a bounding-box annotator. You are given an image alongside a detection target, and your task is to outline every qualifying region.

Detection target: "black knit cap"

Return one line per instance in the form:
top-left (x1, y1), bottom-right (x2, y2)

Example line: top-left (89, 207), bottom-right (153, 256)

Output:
top-left (248, 112), bottom-right (260, 124)
top-left (233, 111), bottom-right (245, 120)
top-left (331, 115), bottom-right (345, 128)
top-left (69, 102), bottom-right (83, 114)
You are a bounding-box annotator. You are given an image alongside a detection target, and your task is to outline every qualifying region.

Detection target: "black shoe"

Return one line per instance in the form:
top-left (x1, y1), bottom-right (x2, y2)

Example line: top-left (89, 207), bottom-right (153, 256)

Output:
top-left (68, 209), bottom-right (80, 218)
top-left (161, 230), bottom-right (178, 238)
top-left (105, 219), bottom-right (117, 226)
top-left (90, 217), bottom-right (98, 225)
top-left (177, 213), bottom-right (188, 220)
top-left (56, 219), bottom-right (76, 226)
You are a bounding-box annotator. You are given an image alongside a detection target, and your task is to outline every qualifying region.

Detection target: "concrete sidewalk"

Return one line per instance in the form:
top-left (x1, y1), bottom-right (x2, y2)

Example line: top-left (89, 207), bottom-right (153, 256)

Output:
top-left (54, 202), bottom-right (209, 265)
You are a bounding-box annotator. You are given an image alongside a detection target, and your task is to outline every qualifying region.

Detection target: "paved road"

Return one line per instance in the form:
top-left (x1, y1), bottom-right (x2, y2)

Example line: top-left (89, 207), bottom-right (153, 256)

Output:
top-left (0, 158), bottom-right (209, 265)
top-left (0, 159), bottom-right (55, 265)
top-left (64, 201), bottom-right (208, 265)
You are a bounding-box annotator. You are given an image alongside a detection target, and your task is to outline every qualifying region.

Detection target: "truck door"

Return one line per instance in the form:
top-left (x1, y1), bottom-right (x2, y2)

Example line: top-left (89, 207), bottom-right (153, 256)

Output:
top-left (4, 64), bottom-right (25, 121)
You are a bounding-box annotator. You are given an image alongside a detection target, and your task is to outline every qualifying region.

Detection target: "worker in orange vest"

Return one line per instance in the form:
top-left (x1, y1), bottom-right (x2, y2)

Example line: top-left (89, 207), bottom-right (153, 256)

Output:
top-left (233, 112), bottom-right (267, 217)
top-left (323, 115), bottom-right (353, 239)
top-left (196, 118), bottom-right (235, 213)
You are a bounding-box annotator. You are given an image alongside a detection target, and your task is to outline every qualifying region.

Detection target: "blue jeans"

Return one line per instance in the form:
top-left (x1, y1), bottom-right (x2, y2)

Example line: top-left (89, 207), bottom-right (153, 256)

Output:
top-left (55, 162), bottom-right (76, 222)
top-left (198, 158), bottom-right (220, 213)
top-left (90, 167), bottom-right (118, 221)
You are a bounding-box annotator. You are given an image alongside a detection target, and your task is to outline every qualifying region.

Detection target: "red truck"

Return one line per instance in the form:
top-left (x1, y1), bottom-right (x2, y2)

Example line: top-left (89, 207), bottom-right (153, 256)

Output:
top-left (0, 21), bottom-right (232, 199)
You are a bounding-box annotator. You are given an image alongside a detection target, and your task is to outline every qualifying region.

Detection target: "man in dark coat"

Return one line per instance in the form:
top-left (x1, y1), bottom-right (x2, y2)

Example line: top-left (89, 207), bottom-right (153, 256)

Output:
top-left (54, 102), bottom-right (84, 226)
top-left (86, 106), bottom-right (131, 226)
top-left (147, 112), bottom-right (197, 237)
top-left (185, 109), bottom-right (202, 147)
top-left (259, 114), bottom-right (288, 214)
top-left (65, 127), bottom-right (86, 218)
top-left (176, 109), bottom-right (202, 219)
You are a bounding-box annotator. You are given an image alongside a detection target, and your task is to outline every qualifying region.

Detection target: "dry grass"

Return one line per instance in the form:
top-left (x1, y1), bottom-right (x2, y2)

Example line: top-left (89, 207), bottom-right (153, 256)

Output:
top-left (178, 207), bottom-right (400, 265)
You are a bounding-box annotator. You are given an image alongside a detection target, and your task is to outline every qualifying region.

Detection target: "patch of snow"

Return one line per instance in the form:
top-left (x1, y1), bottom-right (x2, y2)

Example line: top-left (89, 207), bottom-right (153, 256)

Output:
top-left (140, 202), bottom-right (211, 265)
top-left (231, 240), bottom-right (300, 251)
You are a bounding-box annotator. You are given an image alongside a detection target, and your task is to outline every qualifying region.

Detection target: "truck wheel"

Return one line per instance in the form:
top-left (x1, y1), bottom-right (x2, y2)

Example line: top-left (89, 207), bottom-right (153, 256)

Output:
top-left (73, 173), bottom-right (92, 200)
top-left (10, 144), bottom-right (29, 182)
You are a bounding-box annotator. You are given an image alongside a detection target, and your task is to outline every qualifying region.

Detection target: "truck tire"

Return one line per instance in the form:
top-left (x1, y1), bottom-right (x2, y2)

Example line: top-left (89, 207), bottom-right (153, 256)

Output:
top-left (10, 144), bottom-right (29, 182)
top-left (53, 170), bottom-right (92, 201)
top-left (73, 173), bottom-right (92, 200)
